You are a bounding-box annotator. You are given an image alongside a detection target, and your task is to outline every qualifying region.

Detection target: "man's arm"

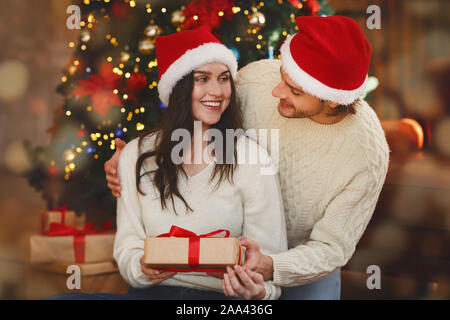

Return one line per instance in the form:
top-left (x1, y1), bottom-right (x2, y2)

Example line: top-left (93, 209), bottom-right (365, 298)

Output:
top-left (104, 138), bottom-right (126, 197)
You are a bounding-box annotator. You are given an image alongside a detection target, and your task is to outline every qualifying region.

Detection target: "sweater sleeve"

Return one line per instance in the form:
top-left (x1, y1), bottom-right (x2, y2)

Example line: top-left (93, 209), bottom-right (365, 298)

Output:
top-left (269, 167), bottom-right (386, 287)
top-left (236, 59), bottom-right (281, 132)
top-left (238, 139), bottom-right (288, 299)
top-left (113, 139), bottom-right (154, 288)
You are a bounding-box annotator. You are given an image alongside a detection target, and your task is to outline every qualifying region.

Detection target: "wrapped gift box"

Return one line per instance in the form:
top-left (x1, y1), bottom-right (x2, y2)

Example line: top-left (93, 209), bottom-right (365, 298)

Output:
top-left (26, 261), bottom-right (128, 299)
top-left (41, 209), bottom-right (77, 234)
top-left (29, 233), bottom-right (115, 263)
top-left (143, 237), bottom-right (243, 270)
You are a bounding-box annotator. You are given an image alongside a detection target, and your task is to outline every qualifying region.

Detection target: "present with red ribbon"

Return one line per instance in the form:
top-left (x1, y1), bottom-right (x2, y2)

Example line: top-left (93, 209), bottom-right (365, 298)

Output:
top-left (143, 226), bottom-right (244, 272)
top-left (30, 220), bottom-right (115, 263)
top-left (41, 205), bottom-right (77, 234)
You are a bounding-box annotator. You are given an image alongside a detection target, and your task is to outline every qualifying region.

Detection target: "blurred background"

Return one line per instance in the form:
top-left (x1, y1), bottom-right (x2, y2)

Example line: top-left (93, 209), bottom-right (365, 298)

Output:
top-left (0, 0), bottom-right (448, 299)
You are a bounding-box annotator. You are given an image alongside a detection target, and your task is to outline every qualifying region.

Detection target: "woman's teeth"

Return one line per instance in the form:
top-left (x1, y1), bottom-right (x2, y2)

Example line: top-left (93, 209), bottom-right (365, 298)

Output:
top-left (201, 101), bottom-right (221, 109)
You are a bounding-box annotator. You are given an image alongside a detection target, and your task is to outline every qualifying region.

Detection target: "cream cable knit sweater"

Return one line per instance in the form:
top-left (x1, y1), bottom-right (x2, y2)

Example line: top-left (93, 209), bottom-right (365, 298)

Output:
top-left (114, 133), bottom-right (287, 299)
top-left (236, 59), bottom-right (390, 286)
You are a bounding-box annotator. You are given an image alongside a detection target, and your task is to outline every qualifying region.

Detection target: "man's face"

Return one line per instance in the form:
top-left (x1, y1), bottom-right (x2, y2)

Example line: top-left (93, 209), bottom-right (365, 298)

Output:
top-left (272, 67), bottom-right (326, 119)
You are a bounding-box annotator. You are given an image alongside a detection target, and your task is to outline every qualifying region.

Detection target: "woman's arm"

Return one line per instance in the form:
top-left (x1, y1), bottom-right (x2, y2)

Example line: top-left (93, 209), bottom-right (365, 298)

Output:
top-left (113, 139), bottom-right (175, 287)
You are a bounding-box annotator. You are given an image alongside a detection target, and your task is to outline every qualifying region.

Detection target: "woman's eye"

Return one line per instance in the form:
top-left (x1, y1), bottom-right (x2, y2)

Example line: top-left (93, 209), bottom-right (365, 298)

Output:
top-left (219, 76), bottom-right (230, 82)
top-left (195, 77), bottom-right (207, 82)
top-left (292, 90), bottom-right (302, 96)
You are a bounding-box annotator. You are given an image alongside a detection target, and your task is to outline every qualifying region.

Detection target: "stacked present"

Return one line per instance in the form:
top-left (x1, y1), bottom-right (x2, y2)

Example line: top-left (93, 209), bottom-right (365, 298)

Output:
top-left (27, 205), bottom-right (127, 298)
top-left (30, 205), bottom-right (115, 264)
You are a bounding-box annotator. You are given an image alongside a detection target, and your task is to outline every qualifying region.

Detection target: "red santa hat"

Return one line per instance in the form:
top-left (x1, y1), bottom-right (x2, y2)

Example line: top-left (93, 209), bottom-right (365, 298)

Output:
top-left (156, 27), bottom-right (238, 105)
top-left (280, 16), bottom-right (372, 105)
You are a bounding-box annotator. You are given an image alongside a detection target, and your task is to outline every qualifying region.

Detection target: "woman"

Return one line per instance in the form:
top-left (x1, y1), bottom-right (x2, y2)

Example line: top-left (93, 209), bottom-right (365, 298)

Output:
top-left (46, 27), bottom-right (285, 301)
top-left (113, 27), bottom-right (286, 300)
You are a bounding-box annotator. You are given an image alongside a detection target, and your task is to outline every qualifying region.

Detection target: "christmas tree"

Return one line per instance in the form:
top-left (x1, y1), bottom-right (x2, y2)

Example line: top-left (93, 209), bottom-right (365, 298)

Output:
top-left (24, 0), bottom-right (333, 223)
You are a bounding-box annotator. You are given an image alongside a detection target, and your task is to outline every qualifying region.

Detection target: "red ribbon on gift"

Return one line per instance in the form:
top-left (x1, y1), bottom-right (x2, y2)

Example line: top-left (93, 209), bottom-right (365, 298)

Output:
top-left (45, 221), bottom-right (113, 263)
top-left (41, 205), bottom-right (69, 234)
top-left (156, 225), bottom-right (242, 273)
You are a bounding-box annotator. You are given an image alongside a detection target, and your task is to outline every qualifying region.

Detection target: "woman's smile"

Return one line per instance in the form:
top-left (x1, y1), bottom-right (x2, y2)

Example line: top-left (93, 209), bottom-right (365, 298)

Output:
top-left (201, 100), bottom-right (223, 111)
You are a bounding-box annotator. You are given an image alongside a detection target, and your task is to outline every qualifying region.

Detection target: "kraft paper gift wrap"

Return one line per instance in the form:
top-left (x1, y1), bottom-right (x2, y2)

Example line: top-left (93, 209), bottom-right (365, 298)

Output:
top-left (143, 237), bottom-right (243, 271)
top-left (29, 233), bottom-right (115, 263)
top-left (41, 209), bottom-right (77, 234)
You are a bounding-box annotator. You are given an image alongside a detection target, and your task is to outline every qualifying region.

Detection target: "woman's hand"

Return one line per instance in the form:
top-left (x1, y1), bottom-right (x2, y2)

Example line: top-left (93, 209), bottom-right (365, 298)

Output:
top-left (104, 138), bottom-right (126, 198)
top-left (140, 256), bottom-right (176, 284)
top-left (222, 266), bottom-right (266, 300)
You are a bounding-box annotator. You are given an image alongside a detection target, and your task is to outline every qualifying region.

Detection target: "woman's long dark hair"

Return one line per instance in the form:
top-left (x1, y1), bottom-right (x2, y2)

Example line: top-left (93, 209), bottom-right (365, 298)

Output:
top-left (135, 71), bottom-right (243, 214)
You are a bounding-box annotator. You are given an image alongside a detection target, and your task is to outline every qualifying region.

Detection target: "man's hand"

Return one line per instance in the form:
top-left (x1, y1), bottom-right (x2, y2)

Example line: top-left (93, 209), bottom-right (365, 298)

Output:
top-left (140, 256), bottom-right (176, 284)
top-left (240, 237), bottom-right (274, 281)
top-left (222, 266), bottom-right (266, 300)
top-left (104, 138), bottom-right (126, 197)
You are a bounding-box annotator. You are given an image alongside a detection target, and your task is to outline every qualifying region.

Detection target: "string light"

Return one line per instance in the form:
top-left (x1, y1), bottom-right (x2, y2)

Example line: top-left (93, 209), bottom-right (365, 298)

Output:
top-left (232, 7), bottom-right (241, 14)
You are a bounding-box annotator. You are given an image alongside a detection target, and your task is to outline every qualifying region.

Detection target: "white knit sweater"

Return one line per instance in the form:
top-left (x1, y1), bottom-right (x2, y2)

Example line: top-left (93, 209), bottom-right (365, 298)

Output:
top-left (236, 59), bottom-right (390, 286)
top-left (114, 133), bottom-right (287, 299)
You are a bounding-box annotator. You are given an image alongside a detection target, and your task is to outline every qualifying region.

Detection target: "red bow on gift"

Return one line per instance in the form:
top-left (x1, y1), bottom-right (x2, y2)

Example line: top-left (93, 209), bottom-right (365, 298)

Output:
top-left (45, 221), bottom-right (113, 263)
top-left (157, 225), bottom-right (241, 272)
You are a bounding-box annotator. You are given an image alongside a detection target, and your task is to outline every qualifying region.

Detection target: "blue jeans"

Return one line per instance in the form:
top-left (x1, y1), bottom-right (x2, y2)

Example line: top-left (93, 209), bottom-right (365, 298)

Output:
top-left (44, 285), bottom-right (232, 300)
top-left (281, 268), bottom-right (341, 300)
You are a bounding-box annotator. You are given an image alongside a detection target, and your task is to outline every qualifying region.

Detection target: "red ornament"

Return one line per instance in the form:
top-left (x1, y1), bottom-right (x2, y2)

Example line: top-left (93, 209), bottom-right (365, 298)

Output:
top-left (76, 129), bottom-right (87, 138)
top-left (46, 106), bottom-right (64, 135)
top-left (126, 72), bottom-right (147, 93)
top-left (111, 1), bottom-right (131, 19)
top-left (46, 164), bottom-right (61, 177)
top-left (182, 0), bottom-right (235, 31)
top-left (304, 0), bottom-right (321, 16)
top-left (287, 0), bottom-right (302, 8)
top-left (73, 63), bottom-right (122, 117)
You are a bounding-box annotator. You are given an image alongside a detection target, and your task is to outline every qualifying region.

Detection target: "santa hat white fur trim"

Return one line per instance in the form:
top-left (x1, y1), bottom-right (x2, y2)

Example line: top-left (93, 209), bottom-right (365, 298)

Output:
top-left (280, 35), bottom-right (368, 105)
top-left (158, 42), bottom-right (238, 105)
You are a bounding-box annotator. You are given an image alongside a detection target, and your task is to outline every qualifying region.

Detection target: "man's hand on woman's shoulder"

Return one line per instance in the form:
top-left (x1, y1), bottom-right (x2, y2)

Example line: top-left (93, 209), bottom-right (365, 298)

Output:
top-left (104, 138), bottom-right (126, 197)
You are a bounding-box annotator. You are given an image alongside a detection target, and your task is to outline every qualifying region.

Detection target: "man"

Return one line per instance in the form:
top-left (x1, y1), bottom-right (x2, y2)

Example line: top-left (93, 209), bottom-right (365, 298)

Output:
top-left (105, 16), bottom-right (389, 299)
